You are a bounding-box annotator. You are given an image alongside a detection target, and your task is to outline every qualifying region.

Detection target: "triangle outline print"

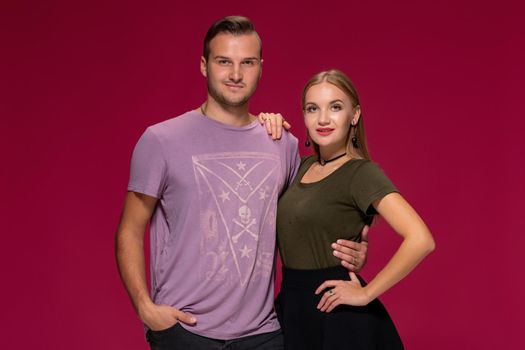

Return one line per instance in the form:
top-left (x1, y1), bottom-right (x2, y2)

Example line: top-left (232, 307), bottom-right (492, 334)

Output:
top-left (193, 151), bottom-right (280, 287)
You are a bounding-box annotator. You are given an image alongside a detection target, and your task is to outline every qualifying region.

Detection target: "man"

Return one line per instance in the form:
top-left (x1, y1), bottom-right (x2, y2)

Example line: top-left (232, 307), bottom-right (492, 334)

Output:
top-left (116, 16), bottom-right (368, 350)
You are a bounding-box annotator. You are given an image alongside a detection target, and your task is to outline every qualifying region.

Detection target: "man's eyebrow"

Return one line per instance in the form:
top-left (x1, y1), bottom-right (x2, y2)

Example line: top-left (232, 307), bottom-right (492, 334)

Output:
top-left (212, 56), bottom-right (260, 61)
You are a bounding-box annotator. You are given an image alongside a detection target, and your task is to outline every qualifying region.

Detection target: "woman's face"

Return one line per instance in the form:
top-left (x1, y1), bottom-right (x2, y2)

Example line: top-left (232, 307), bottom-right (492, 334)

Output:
top-left (303, 82), bottom-right (360, 154)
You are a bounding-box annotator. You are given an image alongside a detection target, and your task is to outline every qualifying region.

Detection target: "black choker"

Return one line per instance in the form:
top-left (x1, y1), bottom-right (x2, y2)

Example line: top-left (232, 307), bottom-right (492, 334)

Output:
top-left (319, 152), bottom-right (347, 166)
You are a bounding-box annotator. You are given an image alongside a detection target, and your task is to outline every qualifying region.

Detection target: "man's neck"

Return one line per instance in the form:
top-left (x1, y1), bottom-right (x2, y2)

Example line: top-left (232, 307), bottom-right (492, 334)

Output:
top-left (199, 98), bottom-right (254, 127)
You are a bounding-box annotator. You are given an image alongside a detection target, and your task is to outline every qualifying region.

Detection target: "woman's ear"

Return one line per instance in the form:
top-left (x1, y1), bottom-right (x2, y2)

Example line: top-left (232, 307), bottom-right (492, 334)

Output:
top-left (351, 105), bottom-right (361, 125)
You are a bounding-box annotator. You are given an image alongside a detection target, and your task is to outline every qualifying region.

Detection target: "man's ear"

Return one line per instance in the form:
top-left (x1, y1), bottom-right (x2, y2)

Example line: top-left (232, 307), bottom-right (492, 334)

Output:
top-left (259, 59), bottom-right (263, 79)
top-left (200, 56), bottom-right (207, 78)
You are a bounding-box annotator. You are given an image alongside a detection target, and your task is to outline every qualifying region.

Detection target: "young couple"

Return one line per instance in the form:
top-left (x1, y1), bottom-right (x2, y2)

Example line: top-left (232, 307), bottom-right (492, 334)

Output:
top-left (116, 16), bottom-right (435, 350)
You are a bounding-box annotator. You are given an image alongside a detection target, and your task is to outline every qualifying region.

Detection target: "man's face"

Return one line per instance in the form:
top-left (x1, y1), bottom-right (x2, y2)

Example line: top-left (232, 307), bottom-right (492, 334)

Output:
top-left (201, 33), bottom-right (262, 108)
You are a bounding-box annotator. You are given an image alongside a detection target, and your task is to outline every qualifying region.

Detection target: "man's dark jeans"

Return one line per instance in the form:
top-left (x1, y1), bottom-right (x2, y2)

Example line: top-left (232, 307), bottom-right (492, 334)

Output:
top-left (146, 323), bottom-right (283, 350)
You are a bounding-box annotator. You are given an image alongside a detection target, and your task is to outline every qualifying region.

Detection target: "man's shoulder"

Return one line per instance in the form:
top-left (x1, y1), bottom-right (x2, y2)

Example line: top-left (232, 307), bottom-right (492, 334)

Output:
top-left (145, 111), bottom-right (199, 138)
top-left (277, 130), bottom-right (299, 150)
top-left (281, 129), bottom-right (299, 142)
top-left (148, 110), bottom-right (197, 130)
top-left (254, 129), bottom-right (298, 155)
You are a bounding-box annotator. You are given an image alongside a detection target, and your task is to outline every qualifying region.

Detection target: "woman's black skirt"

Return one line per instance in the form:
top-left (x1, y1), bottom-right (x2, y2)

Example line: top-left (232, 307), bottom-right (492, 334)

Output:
top-left (276, 266), bottom-right (404, 350)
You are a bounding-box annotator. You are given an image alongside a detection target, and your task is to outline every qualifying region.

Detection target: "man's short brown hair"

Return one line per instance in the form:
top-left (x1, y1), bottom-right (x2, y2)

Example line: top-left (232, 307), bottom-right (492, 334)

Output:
top-left (203, 16), bottom-right (262, 60)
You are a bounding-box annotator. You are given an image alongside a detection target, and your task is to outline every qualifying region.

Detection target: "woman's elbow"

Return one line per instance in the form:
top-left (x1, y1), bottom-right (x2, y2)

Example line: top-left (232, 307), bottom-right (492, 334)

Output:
top-left (423, 233), bottom-right (436, 255)
top-left (409, 229), bottom-right (435, 256)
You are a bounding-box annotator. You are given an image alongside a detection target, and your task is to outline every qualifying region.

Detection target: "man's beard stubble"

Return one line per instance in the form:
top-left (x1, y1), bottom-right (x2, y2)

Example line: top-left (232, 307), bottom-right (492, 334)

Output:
top-left (206, 74), bottom-right (259, 108)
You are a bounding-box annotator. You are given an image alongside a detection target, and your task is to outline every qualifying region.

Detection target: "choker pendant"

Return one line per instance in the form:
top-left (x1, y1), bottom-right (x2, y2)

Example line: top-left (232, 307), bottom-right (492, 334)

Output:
top-left (319, 152), bottom-right (347, 166)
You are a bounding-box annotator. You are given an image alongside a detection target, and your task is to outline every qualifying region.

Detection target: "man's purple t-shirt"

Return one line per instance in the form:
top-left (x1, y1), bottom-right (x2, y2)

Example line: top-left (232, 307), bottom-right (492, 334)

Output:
top-left (128, 111), bottom-right (299, 339)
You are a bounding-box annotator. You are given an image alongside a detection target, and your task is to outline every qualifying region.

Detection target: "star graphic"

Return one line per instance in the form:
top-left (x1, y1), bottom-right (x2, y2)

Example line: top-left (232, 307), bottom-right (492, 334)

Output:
top-left (236, 161), bottom-right (247, 171)
top-left (239, 245), bottom-right (253, 258)
top-left (219, 190), bottom-right (230, 202)
top-left (259, 189), bottom-right (268, 200)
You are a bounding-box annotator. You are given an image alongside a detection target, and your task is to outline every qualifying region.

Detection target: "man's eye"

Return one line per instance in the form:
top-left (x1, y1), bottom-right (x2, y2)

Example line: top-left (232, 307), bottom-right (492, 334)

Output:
top-left (218, 60), bottom-right (231, 65)
top-left (242, 60), bottom-right (255, 66)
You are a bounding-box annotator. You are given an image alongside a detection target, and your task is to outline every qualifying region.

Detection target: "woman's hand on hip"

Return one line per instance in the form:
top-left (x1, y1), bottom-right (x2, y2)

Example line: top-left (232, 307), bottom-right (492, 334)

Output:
top-left (315, 272), bottom-right (371, 312)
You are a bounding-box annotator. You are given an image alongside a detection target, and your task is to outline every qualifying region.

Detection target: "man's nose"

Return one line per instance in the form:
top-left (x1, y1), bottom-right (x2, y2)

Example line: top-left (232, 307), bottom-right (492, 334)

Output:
top-left (229, 64), bottom-right (243, 83)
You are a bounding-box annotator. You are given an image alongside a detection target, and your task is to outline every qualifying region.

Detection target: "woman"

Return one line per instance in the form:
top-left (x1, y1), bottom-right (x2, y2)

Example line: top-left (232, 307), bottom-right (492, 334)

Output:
top-left (275, 69), bottom-right (435, 349)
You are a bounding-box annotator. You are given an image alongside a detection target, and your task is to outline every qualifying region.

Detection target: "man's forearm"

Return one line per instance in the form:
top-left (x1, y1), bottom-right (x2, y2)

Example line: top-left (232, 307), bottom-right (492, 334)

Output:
top-left (116, 229), bottom-right (152, 315)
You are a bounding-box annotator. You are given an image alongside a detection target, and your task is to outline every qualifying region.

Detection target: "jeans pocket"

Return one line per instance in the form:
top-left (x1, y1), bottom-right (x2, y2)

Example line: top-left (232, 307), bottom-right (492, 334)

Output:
top-left (146, 322), bottom-right (180, 342)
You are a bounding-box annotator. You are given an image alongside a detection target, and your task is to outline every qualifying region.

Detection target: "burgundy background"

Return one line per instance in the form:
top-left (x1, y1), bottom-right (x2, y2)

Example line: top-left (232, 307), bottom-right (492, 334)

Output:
top-left (2, 0), bottom-right (523, 349)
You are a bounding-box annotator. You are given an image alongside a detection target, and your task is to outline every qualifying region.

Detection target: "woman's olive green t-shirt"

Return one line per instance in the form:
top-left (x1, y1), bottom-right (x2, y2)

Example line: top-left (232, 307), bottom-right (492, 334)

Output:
top-left (277, 156), bottom-right (398, 269)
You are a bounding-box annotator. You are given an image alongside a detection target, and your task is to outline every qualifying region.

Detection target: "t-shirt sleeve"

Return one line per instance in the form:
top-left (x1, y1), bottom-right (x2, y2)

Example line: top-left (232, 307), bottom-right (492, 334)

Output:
top-left (351, 161), bottom-right (398, 216)
top-left (285, 135), bottom-right (301, 187)
top-left (127, 128), bottom-right (167, 198)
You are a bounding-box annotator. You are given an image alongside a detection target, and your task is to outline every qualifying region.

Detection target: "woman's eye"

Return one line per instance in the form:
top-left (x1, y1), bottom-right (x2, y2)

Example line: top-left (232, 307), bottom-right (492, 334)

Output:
top-left (331, 104), bottom-right (342, 111)
top-left (305, 106), bottom-right (317, 113)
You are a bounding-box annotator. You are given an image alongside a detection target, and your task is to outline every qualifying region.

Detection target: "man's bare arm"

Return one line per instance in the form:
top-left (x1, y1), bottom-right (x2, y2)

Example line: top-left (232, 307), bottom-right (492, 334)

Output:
top-left (115, 192), bottom-right (195, 330)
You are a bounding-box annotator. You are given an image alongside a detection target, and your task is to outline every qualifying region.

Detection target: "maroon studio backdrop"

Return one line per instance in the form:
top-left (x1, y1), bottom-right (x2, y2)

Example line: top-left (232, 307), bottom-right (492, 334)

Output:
top-left (2, 0), bottom-right (524, 349)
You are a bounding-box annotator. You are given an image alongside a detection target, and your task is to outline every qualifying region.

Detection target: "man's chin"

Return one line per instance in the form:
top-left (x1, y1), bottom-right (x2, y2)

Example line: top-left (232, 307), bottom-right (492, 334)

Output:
top-left (208, 89), bottom-right (256, 108)
top-left (226, 100), bottom-right (249, 108)
top-left (218, 96), bottom-right (251, 108)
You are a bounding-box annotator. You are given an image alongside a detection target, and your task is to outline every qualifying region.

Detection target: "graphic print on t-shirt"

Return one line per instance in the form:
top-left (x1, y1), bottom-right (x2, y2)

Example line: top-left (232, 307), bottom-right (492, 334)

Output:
top-left (193, 152), bottom-right (280, 287)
